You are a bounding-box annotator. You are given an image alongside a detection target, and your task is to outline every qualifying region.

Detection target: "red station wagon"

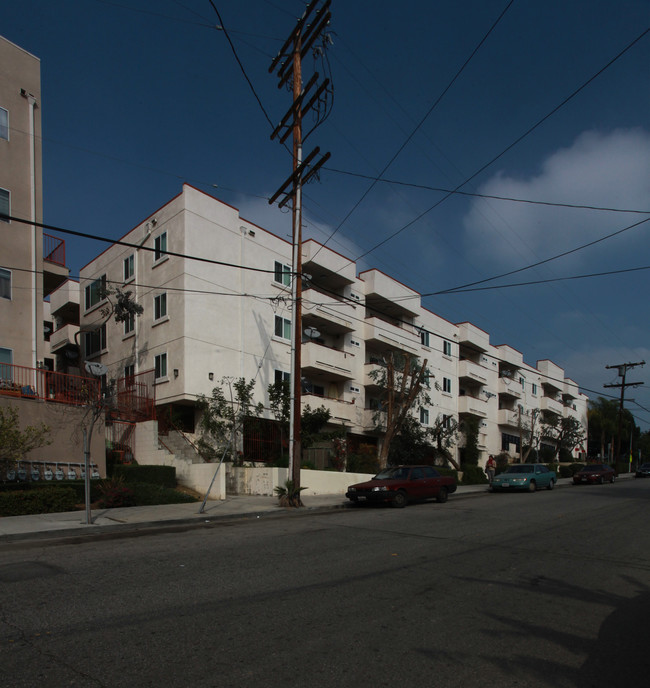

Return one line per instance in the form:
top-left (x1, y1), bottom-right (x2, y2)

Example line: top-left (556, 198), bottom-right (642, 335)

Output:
top-left (346, 465), bottom-right (457, 508)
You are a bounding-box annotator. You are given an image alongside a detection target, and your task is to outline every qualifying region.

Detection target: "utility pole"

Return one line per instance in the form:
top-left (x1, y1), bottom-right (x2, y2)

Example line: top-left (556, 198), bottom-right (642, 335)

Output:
top-left (604, 361), bottom-right (645, 465)
top-left (269, 0), bottom-right (332, 498)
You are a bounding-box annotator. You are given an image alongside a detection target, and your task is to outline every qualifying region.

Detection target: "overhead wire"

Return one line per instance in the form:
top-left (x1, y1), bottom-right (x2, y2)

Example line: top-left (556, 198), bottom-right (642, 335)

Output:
top-left (307, 0), bottom-right (517, 263)
top-left (348, 25), bottom-right (650, 265)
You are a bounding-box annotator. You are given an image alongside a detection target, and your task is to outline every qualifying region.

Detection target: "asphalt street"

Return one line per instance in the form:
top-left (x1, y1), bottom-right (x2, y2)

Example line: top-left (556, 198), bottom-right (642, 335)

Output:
top-left (1, 479), bottom-right (649, 688)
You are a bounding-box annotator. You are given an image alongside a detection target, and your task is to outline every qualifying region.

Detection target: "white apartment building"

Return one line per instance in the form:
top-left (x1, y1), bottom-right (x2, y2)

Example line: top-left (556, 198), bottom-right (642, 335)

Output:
top-left (79, 184), bottom-right (588, 465)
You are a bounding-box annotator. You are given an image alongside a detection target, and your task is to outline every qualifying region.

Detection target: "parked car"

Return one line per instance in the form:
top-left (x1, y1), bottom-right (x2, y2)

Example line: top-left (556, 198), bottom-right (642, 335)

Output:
top-left (635, 463), bottom-right (650, 478)
top-left (572, 464), bottom-right (616, 484)
top-left (491, 464), bottom-right (556, 492)
top-left (346, 465), bottom-right (457, 508)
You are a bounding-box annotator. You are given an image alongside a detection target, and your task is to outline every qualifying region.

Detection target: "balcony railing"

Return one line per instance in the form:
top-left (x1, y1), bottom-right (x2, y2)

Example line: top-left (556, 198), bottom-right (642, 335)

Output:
top-left (0, 363), bottom-right (100, 406)
top-left (43, 234), bottom-right (66, 266)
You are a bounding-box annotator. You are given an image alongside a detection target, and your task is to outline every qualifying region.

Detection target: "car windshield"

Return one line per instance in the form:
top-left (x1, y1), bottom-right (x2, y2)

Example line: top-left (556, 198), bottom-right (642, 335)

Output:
top-left (581, 465), bottom-right (603, 472)
top-left (641, 464), bottom-right (650, 469)
top-left (505, 465), bottom-right (533, 474)
top-left (374, 467), bottom-right (410, 480)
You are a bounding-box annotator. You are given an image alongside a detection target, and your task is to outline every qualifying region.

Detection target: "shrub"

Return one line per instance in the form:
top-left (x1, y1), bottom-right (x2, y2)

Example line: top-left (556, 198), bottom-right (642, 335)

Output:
top-left (129, 482), bottom-right (198, 505)
top-left (0, 487), bottom-right (78, 517)
top-left (461, 464), bottom-right (488, 485)
top-left (112, 465), bottom-right (176, 488)
top-left (347, 453), bottom-right (379, 475)
top-left (97, 478), bottom-right (135, 509)
top-left (559, 462), bottom-right (586, 478)
top-left (435, 466), bottom-right (459, 482)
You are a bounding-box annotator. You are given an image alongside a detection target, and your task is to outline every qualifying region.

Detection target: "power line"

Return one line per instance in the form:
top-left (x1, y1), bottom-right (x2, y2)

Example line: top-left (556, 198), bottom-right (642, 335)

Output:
top-left (322, 167), bottom-right (650, 215)
top-left (308, 0), bottom-right (516, 262)
top-left (2, 214), bottom-right (287, 277)
top-left (350, 25), bottom-right (650, 264)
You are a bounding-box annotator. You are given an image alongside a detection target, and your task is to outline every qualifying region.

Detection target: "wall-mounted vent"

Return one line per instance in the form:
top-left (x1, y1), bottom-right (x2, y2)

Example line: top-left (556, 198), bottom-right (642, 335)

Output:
top-left (350, 338), bottom-right (361, 348)
top-left (349, 385), bottom-right (361, 394)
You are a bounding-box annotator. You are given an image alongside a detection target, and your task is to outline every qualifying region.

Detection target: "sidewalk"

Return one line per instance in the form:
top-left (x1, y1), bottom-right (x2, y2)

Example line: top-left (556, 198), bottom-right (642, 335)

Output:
top-left (0, 476), bottom-right (624, 544)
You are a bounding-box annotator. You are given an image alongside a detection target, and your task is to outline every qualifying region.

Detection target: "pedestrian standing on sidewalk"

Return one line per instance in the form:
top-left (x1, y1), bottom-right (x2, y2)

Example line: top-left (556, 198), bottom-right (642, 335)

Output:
top-left (485, 455), bottom-right (497, 485)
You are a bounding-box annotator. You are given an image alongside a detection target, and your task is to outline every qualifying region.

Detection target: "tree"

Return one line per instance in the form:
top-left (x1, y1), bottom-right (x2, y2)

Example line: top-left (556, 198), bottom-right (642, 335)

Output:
top-left (369, 352), bottom-right (430, 469)
top-left (267, 381), bottom-right (332, 463)
top-left (0, 405), bottom-right (52, 473)
top-left (427, 415), bottom-right (460, 469)
top-left (518, 407), bottom-right (543, 462)
top-left (587, 397), bottom-right (619, 460)
top-left (542, 415), bottom-right (586, 461)
top-left (459, 415), bottom-right (480, 466)
top-left (197, 377), bottom-right (264, 464)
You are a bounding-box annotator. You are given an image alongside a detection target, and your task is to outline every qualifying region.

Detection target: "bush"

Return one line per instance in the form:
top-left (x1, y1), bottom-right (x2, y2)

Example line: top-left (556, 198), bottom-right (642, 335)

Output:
top-left (559, 462), bottom-right (586, 478)
top-left (435, 466), bottom-right (459, 482)
top-left (347, 453), bottom-right (379, 475)
top-left (0, 487), bottom-right (78, 517)
top-left (129, 482), bottom-right (198, 505)
top-left (461, 464), bottom-right (488, 485)
top-left (97, 477), bottom-right (136, 509)
top-left (112, 465), bottom-right (176, 488)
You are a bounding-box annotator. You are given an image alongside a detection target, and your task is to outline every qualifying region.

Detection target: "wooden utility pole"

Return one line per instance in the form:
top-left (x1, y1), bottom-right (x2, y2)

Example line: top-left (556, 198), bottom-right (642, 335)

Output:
top-left (269, 0), bottom-right (331, 496)
top-left (604, 360), bottom-right (645, 464)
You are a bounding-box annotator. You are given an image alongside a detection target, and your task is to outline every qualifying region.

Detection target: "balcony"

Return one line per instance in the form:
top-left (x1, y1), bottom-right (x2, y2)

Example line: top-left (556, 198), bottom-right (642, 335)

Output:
top-left (0, 363), bottom-right (100, 406)
top-left (302, 239), bottom-right (356, 290)
top-left (302, 289), bottom-right (357, 334)
top-left (458, 359), bottom-right (488, 385)
top-left (495, 344), bottom-right (523, 369)
top-left (302, 393), bottom-right (355, 425)
top-left (301, 341), bottom-right (355, 381)
top-left (541, 396), bottom-right (564, 416)
top-left (364, 316), bottom-right (419, 354)
top-left (458, 394), bottom-right (488, 418)
top-left (363, 362), bottom-right (385, 389)
top-left (361, 269), bottom-right (420, 318)
top-left (498, 408), bottom-right (520, 427)
top-left (498, 377), bottom-right (522, 399)
top-left (49, 279), bottom-right (80, 324)
top-left (457, 322), bottom-right (489, 352)
top-left (49, 323), bottom-right (79, 353)
top-left (42, 234), bottom-right (69, 297)
top-left (537, 359), bottom-right (564, 391)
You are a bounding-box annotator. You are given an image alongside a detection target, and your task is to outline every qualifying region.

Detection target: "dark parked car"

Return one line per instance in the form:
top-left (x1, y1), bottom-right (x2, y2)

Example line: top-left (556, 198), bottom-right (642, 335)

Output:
top-left (635, 463), bottom-right (650, 478)
top-left (346, 465), bottom-right (457, 508)
top-left (572, 464), bottom-right (616, 484)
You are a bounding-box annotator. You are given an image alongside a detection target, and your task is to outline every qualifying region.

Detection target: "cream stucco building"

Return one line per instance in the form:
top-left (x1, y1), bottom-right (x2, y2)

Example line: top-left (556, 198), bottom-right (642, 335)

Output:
top-left (79, 184), bottom-right (588, 466)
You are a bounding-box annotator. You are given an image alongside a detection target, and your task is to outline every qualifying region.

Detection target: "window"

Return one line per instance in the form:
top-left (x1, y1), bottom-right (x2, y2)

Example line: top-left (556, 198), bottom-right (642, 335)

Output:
top-left (0, 347), bottom-right (12, 380)
top-left (0, 108), bottom-right (7, 140)
top-left (442, 414), bottom-right (452, 429)
top-left (443, 340), bottom-right (452, 356)
top-left (124, 364), bottom-right (135, 379)
top-left (274, 315), bottom-right (291, 340)
top-left (154, 293), bottom-right (167, 321)
top-left (532, 383), bottom-right (537, 395)
top-left (519, 377), bottom-right (525, 390)
top-left (443, 377), bottom-right (452, 393)
top-left (274, 261), bottom-right (291, 286)
top-left (420, 329), bottom-right (430, 347)
top-left (84, 275), bottom-right (106, 310)
top-left (420, 408), bottom-right (429, 425)
top-left (84, 324), bottom-right (106, 357)
top-left (123, 254), bottom-right (134, 281)
top-left (154, 232), bottom-right (167, 262)
top-left (124, 312), bottom-right (135, 335)
top-left (154, 353), bottom-right (167, 380)
top-left (0, 268), bottom-right (10, 299)
top-left (275, 370), bottom-right (290, 384)
top-left (0, 188), bottom-right (9, 222)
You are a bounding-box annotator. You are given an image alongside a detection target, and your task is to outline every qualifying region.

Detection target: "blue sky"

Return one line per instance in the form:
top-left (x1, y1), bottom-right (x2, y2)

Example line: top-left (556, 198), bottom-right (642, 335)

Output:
top-left (3, 0), bottom-right (650, 429)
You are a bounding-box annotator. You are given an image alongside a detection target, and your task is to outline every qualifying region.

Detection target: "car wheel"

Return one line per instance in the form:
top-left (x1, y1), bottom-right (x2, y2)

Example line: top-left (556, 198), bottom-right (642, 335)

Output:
top-left (528, 480), bottom-right (536, 492)
top-left (610, 475), bottom-right (615, 483)
top-left (436, 487), bottom-right (448, 503)
top-left (392, 490), bottom-right (408, 508)
top-left (546, 479), bottom-right (554, 490)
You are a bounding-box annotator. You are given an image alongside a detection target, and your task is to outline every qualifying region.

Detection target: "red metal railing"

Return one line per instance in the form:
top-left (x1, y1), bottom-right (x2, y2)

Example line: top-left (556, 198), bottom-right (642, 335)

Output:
top-left (0, 363), bottom-right (100, 406)
top-left (43, 233), bottom-right (66, 266)
top-left (114, 369), bottom-right (156, 421)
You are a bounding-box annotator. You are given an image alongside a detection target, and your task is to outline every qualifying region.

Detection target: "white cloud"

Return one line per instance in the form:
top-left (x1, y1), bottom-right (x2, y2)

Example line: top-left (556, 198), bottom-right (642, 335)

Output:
top-left (462, 128), bottom-right (650, 269)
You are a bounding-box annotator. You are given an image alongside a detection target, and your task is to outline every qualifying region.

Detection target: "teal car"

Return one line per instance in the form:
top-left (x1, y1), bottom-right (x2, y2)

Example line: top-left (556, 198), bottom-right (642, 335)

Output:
top-left (491, 464), bottom-right (556, 492)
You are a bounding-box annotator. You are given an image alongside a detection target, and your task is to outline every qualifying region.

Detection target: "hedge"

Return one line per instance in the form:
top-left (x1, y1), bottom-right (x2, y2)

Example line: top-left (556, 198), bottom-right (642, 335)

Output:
top-left (0, 487), bottom-right (79, 517)
top-left (111, 465), bottom-right (176, 488)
